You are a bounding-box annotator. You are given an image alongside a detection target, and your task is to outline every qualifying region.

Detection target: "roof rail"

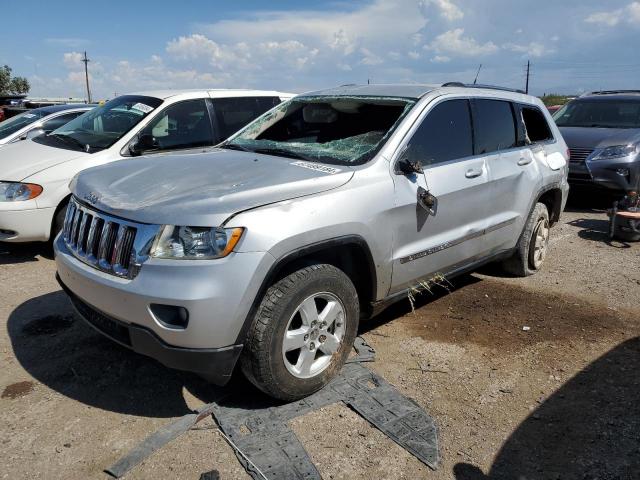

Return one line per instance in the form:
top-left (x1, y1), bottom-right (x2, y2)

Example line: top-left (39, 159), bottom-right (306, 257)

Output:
top-left (581, 90), bottom-right (640, 97)
top-left (442, 82), bottom-right (526, 94)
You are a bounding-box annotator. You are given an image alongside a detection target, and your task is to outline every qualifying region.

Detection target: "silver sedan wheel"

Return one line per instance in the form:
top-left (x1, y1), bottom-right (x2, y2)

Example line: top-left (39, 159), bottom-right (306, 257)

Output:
top-left (282, 292), bottom-right (346, 379)
top-left (531, 217), bottom-right (550, 269)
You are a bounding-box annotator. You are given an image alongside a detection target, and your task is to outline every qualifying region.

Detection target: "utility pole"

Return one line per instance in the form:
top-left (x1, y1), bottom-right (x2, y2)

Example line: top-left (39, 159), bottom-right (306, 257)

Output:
top-left (473, 64), bottom-right (482, 85)
top-left (82, 51), bottom-right (92, 104)
top-left (525, 60), bottom-right (530, 94)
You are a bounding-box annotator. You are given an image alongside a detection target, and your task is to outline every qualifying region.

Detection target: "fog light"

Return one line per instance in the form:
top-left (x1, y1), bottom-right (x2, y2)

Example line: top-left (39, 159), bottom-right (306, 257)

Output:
top-left (616, 168), bottom-right (630, 176)
top-left (149, 304), bottom-right (189, 329)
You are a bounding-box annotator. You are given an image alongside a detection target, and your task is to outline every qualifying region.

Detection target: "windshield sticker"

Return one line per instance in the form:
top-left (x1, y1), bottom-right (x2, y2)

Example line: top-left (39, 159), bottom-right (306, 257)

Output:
top-left (290, 161), bottom-right (342, 175)
top-left (131, 103), bottom-right (154, 114)
top-left (24, 113), bottom-right (36, 118)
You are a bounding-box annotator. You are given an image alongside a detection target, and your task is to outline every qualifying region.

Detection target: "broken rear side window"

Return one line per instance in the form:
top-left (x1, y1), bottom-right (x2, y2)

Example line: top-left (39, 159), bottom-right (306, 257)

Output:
top-left (521, 105), bottom-right (553, 143)
top-left (223, 96), bottom-right (415, 165)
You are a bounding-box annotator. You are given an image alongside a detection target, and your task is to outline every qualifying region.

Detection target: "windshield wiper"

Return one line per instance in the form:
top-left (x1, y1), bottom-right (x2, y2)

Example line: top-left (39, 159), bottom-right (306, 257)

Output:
top-left (49, 133), bottom-right (90, 152)
top-left (251, 147), bottom-right (311, 161)
top-left (219, 143), bottom-right (253, 152)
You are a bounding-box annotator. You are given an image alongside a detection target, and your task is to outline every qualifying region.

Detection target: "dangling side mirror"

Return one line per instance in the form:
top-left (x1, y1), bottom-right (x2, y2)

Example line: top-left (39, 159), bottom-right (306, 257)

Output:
top-left (395, 157), bottom-right (424, 175)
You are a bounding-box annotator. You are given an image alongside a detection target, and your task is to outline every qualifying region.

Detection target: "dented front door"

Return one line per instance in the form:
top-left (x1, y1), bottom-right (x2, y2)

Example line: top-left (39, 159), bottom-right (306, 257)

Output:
top-left (388, 98), bottom-right (490, 294)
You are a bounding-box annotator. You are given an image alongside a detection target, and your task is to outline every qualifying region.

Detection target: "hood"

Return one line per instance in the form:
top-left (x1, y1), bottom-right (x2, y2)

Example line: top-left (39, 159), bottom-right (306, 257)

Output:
top-left (559, 127), bottom-right (640, 150)
top-left (0, 138), bottom-right (88, 181)
top-left (72, 148), bottom-right (354, 226)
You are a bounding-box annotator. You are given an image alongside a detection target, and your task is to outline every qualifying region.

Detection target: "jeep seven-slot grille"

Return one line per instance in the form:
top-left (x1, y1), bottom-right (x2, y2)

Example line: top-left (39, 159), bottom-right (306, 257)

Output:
top-left (569, 148), bottom-right (594, 164)
top-left (63, 198), bottom-right (138, 278)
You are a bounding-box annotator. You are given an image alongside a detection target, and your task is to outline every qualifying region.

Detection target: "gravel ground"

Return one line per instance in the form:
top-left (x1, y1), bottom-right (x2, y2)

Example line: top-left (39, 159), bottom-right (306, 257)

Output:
top-left (1, 197), bottom-right (639, 479)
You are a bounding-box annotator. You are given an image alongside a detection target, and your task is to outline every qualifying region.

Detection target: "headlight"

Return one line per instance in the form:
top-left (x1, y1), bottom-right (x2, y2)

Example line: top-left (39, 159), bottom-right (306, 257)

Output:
top-left (0, 182), bottom-right (43, 202)
top-left (590, 144), bottom-right (638, 161)
top-left (150, 226), bottom-right (244, 259)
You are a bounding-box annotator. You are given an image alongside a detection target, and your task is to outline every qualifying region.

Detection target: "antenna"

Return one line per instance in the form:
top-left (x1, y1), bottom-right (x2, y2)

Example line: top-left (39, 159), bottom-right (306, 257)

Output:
top-left (82, 51), bottom-right (92, 104)
top-left (473, 64), bottom-right (482, 85)
top-left (525, 60), bottom-right (530, 94)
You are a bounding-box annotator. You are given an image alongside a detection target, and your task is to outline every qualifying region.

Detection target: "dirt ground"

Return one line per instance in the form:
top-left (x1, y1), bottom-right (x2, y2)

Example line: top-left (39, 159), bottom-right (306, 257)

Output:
top-left (1, 195), bottom-right (639, 480)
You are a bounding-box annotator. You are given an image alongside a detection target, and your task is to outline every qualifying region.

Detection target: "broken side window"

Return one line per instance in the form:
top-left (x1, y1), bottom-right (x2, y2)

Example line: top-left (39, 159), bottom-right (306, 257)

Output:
top-left (521, 105), bottom-right (554, 144)
top-left (222, 96), bottom-right (415, 165)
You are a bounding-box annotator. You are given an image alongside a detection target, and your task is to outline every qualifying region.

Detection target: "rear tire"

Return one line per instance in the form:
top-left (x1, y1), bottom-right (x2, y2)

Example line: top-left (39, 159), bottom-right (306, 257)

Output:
top-left (502, 202), bottom-right (550, 277)
top-left (240, 264), bottom-right (359, 401)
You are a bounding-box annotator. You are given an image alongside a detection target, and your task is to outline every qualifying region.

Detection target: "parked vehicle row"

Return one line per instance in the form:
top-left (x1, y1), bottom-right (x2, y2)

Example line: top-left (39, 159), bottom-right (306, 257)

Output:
top-left (50, 83), bottom-right (569, 400)
top-left (553, 90), bottom-right (640, 193)
top-left (0, 104), bottom-right (94, 147)
top-left (0, 89), bottom-right (292, 243)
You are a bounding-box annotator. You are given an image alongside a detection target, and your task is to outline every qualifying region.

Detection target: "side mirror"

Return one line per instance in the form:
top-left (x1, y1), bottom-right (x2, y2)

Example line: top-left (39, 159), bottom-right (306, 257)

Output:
top-left (395, 157), bottom-right (424, 175)
top-left (128, 134), bottom-right (157, 156)
top-left (22, 128), bottom-right (45, 140)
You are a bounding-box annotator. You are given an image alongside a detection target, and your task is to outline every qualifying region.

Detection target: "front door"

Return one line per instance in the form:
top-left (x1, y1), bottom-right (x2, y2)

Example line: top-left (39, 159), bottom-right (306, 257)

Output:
top-left (389, 98), bottom-right (490, 294)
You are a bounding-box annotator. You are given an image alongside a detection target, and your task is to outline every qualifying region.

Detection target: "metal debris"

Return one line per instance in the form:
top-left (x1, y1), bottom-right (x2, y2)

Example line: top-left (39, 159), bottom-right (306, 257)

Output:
top-left (212, 361), bottom-right (439, 479)
top-left (105, 337), bottom-right (439, 479)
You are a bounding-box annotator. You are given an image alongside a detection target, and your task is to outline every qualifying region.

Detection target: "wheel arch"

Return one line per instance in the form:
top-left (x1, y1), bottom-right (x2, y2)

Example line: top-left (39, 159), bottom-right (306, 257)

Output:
top-left (234, 235), bottom-right (377, 345)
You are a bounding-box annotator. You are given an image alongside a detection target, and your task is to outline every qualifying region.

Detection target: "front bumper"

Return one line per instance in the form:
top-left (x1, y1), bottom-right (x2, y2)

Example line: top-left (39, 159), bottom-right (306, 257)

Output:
top-left (0, 206), bottom-right (56, 242)
top-left (54, 235), bottom-right (275, 379)
top-left (569, 156), bottom-right (640, 191)
top-left (58, 274), bottom-right (242, 384)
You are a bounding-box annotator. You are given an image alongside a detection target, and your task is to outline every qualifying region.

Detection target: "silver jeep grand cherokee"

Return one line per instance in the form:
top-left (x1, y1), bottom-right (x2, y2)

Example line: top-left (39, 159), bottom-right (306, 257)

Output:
top-left (55, 83), bottom-right (569, 400)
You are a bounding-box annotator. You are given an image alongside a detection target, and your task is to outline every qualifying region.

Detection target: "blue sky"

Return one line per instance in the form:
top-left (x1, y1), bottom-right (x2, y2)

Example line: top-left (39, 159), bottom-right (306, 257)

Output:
top-left (2, 0), bottom-right (640, 100)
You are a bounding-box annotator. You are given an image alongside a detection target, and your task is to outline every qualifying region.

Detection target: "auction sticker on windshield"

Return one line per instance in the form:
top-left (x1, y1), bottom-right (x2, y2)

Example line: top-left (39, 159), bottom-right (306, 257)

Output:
top-left (131, 103), bottom-right (154, 114)
top-left (291, 161), bottom-right (342, 175)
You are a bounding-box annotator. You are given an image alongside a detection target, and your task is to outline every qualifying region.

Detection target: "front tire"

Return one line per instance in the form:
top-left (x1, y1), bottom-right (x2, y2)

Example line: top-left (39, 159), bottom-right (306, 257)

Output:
top-left (241, 264), bottom-right (359, 401)
top-left (502, 202), bottom-right (550, 277)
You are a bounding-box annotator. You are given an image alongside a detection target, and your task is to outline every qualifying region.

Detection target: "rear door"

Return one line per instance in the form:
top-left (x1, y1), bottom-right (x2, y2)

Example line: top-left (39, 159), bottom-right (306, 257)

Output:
top-left (389, 98), bottom-right (490, 293)
top-left (480, 99), bottom-right (548, 253)
top-left (473, 98), bottom-right (535, 252)
top-left (210, 96), bottom-right (282, 143)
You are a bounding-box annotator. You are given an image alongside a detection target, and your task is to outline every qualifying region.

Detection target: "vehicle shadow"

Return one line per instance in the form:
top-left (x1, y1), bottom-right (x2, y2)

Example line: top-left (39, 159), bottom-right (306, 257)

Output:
top-left (567, 217), bottom-right (632, 248)
top-left (359, 274), bottom-right (482, 334)
top-left (7, 290), bottom-right (234, 418)
top-left (453, 337), bottom-right (640, 479)
top-left (564, 187), bottom-right (618, 212)
top-left (0, 241), bottom-right (53, 264)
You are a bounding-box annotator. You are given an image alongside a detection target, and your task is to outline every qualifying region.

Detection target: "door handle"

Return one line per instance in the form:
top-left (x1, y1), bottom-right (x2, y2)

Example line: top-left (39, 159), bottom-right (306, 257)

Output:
top-left (518, 156), bottom-right (533, 166)
top-left (465, 168), bottom-right (483, 178)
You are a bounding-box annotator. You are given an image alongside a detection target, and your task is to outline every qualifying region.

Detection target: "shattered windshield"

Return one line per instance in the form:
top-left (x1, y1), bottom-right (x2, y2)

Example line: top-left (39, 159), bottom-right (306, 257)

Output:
top-left (223, 96), bottom-right (415, 165)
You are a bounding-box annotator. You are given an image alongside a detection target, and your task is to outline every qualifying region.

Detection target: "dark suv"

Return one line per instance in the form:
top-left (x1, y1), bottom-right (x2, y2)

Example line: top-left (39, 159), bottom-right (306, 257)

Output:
top-left (553, 91), bottom-right (640, 193)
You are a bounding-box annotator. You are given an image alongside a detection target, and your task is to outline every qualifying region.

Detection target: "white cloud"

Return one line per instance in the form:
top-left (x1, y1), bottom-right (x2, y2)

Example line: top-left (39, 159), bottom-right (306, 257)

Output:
top-left (420, 0), bottom-right (464, 21)
top-left (63, 52), bottom-right (83, 69)
top-left (431, 55), bottom-right (451, 63)
top-left (426, 28), bottom-right (499, 57)
top-left (585, 2), bottom-right (640, 27)
top-left (504, 41), bottom-right (555, 58)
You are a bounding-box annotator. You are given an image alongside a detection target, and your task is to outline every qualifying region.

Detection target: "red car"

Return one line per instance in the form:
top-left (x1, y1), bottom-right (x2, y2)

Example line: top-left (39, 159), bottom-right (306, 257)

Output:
top-left (547, 105), bottom-right (563, 114)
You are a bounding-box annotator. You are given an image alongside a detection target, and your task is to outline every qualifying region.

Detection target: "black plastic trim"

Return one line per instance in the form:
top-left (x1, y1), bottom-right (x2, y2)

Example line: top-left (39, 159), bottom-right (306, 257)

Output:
top-left (234, 235), bottom-right (378, 344)
top-left (57, 274), bottom-right (242, 385)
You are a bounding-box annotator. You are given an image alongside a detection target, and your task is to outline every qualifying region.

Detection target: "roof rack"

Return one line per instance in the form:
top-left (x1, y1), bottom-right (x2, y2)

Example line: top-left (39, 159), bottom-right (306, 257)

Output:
top-left (442, 82), bottom-right (526, 94)
top-left (581, 90), bottom-right (640, 97)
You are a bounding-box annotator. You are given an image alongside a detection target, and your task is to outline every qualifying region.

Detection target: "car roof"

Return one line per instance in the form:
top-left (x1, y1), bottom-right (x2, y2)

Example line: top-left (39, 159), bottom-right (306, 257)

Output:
top-left (298, 83), bottom-right (534, 102)
top-left (300, 84), bottom-right (441, 100)
top-left (129, 89), bottom-right (294, 100)
top-left (34, 104), bottom-right (95, 114)
top-left (577, 91), bottom-right (640, 102)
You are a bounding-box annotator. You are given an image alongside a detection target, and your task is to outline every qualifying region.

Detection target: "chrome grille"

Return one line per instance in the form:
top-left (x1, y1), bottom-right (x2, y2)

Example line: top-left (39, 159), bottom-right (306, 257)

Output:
top-left (569, 148), bottom-right (594, 164)
top-left (62, 197), bottom-right (156, 279)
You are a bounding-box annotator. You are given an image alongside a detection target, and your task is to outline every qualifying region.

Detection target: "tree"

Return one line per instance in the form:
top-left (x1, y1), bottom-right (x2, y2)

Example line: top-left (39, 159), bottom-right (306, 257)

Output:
top-left (0, 65), bottom-right (30, 95)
